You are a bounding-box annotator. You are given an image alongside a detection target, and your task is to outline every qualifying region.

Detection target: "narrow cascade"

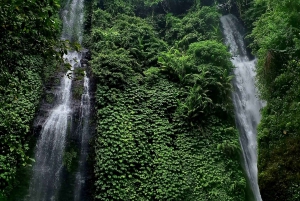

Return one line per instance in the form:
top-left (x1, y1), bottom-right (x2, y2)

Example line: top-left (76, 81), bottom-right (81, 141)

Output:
top-left (27, 53), bottom-right (79, 201)
top-left (221, 14), bottom-right (263, 201)
top-left (27, 0), bottom-right (85, 200)
top-left (74, 72), bottom-right (91, 201)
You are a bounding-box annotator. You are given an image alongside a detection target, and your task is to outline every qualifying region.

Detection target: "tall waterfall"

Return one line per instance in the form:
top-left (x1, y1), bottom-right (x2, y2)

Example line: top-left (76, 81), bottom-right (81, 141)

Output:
top-left (27, 0), bottom-right (85, 200)
top-left (221, 14), bottom-right (263, 201)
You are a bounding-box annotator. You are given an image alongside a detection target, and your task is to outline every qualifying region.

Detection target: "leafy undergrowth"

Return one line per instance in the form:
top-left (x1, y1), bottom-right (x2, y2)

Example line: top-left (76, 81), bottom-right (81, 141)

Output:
top-left (245, 0), bottom-right (300, 200)
top-left (0, 0), bottom-right (62, 197)
top-left (0, 67), bottom-right (42, 196)
top-left (87, 1), bottom-right (246, 200)
top-left (94, 79), bottom-right (245, 200)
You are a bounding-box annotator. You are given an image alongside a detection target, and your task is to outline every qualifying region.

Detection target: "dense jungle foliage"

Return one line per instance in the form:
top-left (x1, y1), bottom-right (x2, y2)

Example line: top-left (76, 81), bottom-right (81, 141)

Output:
top-left (238, 0), bottom-right (300, 200)
top-left (0, 0), bottom-right (64, 199)
top-left (85, 0), bottom-right (247, 200)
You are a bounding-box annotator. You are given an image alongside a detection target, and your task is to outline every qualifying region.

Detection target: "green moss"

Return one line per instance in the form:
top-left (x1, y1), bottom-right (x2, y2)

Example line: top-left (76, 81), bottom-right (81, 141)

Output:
top-left (63, 147), bottom-right (79, 173)
top-left (45, 93), bottom-right (55, 104)
top-left (63, 115), bottom-right (80, 173)
top-left (73, 83), bottom-right (84, 100)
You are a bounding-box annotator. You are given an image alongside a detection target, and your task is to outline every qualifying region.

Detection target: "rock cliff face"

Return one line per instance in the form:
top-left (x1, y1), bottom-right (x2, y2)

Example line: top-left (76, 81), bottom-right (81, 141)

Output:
top-left (33, 70), bottom-right (65, 137)
top-left (33, 50), bottom-right (93, 137)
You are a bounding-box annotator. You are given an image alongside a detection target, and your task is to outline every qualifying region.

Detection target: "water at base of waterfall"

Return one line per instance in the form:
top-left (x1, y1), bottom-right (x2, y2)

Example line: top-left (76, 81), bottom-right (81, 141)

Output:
top-left (221, 14), bottom-right (263, 201)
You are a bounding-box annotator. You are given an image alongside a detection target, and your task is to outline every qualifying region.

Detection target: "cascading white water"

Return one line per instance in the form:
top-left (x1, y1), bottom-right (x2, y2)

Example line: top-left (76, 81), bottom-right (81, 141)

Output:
top-left (62, 0), bottom-right (84, 44)
top-left (27, 53), bottom-right (80, 201)
top-left (27, 0), bottom-right (85, 200)
top-left (74, 72), bottom-right (91, 201)
top-left (221, 14), bottom-right (263, 201)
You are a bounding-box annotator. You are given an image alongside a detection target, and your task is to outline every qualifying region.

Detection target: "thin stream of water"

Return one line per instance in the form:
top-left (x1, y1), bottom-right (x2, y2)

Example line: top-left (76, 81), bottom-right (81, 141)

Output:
top-left (74, 72), bottom-right (91, 201)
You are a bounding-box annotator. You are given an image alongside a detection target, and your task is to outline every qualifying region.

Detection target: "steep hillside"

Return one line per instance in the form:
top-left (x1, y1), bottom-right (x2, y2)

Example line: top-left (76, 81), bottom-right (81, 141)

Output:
top-left (85, 1), bottom-right (246, 200)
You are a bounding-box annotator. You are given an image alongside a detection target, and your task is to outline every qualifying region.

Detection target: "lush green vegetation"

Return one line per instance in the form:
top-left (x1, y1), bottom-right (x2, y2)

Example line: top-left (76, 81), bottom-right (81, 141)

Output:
top-left (0, 0), bottom-right (63, 198)
top-left (9, 0), bottom-right (300, 200)
top-left (238, 0), bottom-right (300, 200)
top-left (87, 0), bottom-right (246, 200)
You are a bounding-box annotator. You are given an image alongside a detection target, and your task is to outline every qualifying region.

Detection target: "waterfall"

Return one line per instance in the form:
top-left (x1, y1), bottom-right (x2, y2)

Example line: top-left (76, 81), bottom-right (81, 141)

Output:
top-left (27, 0), bottom-right (85, 200)
top-left (61, 0), bottom-right (84, 44)
top-left (221, 14), bottom-right (263, 201)
top-left (74, 72), bottom-right (91, 201)
top-left (27, 61), bottom-right (73, 201)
